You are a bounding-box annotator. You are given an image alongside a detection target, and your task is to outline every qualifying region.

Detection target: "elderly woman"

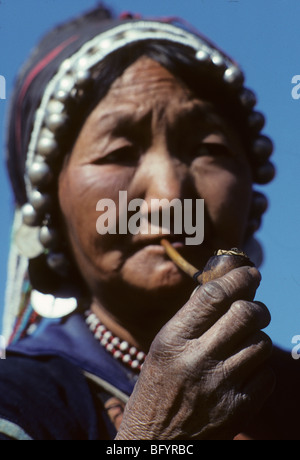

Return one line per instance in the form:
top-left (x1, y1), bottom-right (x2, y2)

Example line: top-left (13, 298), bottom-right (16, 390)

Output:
top-left (0, 5), bottom-right (287, 440)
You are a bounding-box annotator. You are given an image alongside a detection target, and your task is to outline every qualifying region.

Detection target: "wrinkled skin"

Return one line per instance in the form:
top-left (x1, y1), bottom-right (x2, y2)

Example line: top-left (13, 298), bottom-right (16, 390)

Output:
top-left (116, 267), bottom-right (273, 440)
top-left (59, 57), bottom-right (275, 439)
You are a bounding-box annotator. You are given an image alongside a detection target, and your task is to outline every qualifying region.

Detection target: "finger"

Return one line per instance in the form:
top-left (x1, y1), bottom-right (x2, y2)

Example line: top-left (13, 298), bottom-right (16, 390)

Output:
top-left (198, 300), bottom-right (271, 359)
top-left (223, 330), bottom-right (273, 381)
top-left (171, 266), bottom-right (261, 341)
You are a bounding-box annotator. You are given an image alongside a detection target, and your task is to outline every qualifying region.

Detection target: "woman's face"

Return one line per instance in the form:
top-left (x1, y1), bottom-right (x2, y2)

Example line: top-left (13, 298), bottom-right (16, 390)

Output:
top-left (59, 57), bottom-right (252, 317)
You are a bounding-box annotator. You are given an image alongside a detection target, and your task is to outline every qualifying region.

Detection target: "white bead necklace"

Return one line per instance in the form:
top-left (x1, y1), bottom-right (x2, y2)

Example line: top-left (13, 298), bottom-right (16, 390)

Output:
top-left (85, 311), bottom-right (146, 372)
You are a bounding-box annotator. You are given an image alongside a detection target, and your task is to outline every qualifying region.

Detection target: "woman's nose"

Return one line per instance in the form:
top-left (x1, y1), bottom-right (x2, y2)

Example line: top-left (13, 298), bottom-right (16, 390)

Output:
top-left (138, 147), bottom-right (188, 203)
top-left (128, 145), bottom-right (192, 236)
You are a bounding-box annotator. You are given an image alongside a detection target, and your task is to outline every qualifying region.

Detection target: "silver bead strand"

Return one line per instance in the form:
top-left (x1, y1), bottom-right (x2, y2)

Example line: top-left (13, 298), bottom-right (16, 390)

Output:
top-left (28, 190), bottom-right (52, 214)
top-left (75, 69), bottom-right (92, 87)
top-left (195, 49), bottom-right (211, 64)
top-left (254, 161), bottom-right (276, 185)
top-left (210, 51), bottom-right (227, 71)
top-left (28, 159), bottom-right (53, 187)
top-left (39, 226), bottom-right (59, 249)
top-left (45, 112), bottom-right (69, 134)
top-left (19, 21), bottom-right (276, 283)
top-left (45, 100), bottom-right (69, 134)
top-left (252, 135), bottom-right (274, 163)
top-left (223, 66), bottom-right (245, 88)
top-left (54, 74), bottom-right (76, 102)
top-left (248, 111), bottom-right (265, 132)
top-left (239, 88), bottom-right (257, 111)
top-left (21, 203), bottom-right (42, 227)
top-left (37, 135), bottom-right (59, 160)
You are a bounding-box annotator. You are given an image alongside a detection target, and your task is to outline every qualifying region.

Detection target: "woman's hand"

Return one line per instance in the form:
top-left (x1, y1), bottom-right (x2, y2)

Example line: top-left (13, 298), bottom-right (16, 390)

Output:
top-left (116, 266), bottom-right (275, 440)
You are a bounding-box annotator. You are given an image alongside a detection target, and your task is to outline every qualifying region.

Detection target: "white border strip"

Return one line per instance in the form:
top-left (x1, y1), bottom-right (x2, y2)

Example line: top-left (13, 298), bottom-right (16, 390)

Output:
top-left (0, 418), bottom-right (33, 440)
top-left (83, 371), bottom-right (130, 404)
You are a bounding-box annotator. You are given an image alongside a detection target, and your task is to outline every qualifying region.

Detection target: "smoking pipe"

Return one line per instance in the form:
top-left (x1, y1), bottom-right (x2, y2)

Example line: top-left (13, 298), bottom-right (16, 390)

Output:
top-left (160, 239), bottom-right (254, 286)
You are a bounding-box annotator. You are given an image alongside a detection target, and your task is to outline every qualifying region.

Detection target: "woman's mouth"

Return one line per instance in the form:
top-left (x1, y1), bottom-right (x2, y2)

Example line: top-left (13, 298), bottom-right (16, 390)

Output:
top-left (131, 234), bottom-right (186, 252)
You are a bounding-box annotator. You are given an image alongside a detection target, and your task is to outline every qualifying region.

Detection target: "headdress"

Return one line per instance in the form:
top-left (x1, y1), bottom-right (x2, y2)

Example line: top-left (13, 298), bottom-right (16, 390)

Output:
top-left (3, 7), bottom-right (275, 342)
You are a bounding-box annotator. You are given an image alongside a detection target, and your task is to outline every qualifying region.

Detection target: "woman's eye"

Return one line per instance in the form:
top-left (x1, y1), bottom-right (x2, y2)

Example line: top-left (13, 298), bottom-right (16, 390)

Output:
top-left (195, 143), bottom-right (231, 158)
top-left (96, 146), bottom-right (139, 165)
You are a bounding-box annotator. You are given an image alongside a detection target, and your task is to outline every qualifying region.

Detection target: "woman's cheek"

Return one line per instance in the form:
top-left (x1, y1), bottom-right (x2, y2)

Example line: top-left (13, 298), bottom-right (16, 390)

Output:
top-left (214, 177), bottom-right (251, 244)
top-left (59, 164), bottom-right (129, 262)
top-left (197, 167), bottom-right (252, 246)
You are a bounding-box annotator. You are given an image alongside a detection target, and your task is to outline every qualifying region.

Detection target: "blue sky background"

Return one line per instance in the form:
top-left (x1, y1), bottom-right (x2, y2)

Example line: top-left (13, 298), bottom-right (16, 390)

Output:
top-left (0, 0), bottom-right (300, 351)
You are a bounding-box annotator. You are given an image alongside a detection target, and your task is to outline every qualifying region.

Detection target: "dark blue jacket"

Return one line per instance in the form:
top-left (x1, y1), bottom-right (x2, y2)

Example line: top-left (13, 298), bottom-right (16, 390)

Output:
top-left (0, 314), bottom-right (138, 440)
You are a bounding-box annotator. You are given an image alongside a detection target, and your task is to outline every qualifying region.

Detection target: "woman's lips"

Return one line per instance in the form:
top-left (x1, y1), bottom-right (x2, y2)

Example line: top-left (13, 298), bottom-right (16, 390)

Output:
top-left (170, 241), bottom-right (185, 249)
top-left (125, 236), bottom-right (212, 273)
top-left (130, 239), bottom-right (185, 256)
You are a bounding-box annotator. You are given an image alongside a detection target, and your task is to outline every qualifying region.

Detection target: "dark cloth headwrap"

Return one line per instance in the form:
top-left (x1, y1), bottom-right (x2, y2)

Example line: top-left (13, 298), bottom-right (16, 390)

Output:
top-left (6, 6), bottom-right (121, 206)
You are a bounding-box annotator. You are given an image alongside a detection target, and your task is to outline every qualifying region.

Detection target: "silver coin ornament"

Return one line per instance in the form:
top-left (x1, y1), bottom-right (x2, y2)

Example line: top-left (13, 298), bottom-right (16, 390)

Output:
top-left (30, 289), bottom-right (77, 318)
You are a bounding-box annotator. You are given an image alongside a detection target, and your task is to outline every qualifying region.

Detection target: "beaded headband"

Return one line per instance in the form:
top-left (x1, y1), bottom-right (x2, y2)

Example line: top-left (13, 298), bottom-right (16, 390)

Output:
top-left (16, 20), bottom-right (274, 289)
